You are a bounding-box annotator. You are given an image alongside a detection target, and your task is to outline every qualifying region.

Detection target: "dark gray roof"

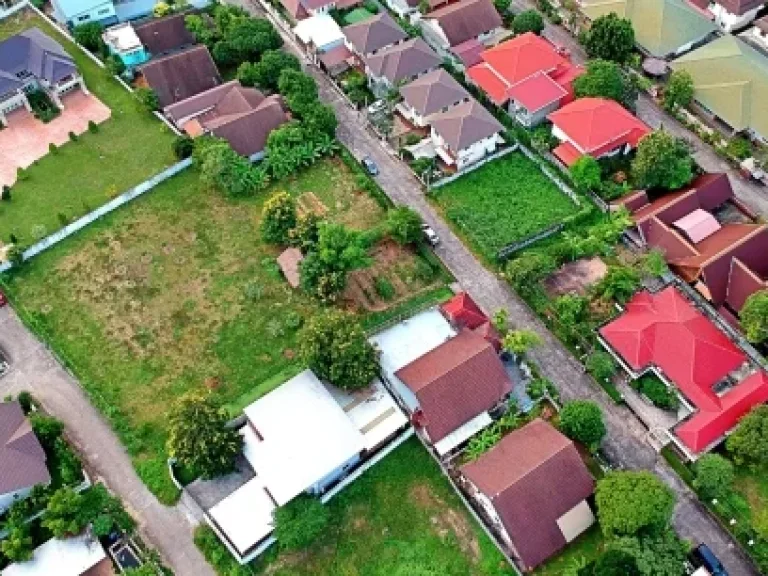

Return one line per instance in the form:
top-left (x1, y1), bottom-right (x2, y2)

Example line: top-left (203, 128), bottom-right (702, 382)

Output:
top-left (343, 12), bottom-right (407, 56)
top-left (426, 0), bottom-right (502, 47)
top-left (134, 14), bottom-right (196, 56)
top-left (0, 27), bottom-right (76, 97)
top-left (429, 97), bottom-right (503, 150)
top-left (0, 402), bottom-right (50, 496)
top-left (364, 37), bottom-right (441, 84)
top-left (139, 45), bottom-right (221, 107)
top-left (399, 68), bottom-right (470, 116)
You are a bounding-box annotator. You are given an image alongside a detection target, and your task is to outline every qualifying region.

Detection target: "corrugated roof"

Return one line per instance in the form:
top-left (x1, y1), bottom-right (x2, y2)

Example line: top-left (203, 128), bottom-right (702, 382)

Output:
top-left (428, 97), bottom-right (502, 151)
top-left (425, 0), bottom-right (502, 47)
top-left (0, 402), bottom-right (50, 496)
top-left (364, 37), bottom-right (441, 84)
top-left (399, 68), bottom-right (470, 117)
top-left (343, 11), bottom-right (407, 56)
top-left (670, 35), bottom-right (768, 137)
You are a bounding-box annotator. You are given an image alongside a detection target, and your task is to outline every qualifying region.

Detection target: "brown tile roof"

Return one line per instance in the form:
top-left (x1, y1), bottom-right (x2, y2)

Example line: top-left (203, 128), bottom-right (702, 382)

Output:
top-left (399, 68), bottom-right (470, 116)
top-left (0, 402), bottom-right (50, 496)
top-left (139, 45), bottom-right (221, 108)
top-left (134, 14), bottom-right (196, 56)
top-left (428, 97), bottom-right (502, 151)
top-left (460, 419), bottom-right (595, 570)
top-left (164, 80), bottom-right (244, 123)
top-left (364, 37), bottom-right (441, 84)
top-left (395, 329), bottom-right (512, 442)
top-left (426, 0), bottom-right (502, 47)
top-left (343, 12), bottom-right (407, 56)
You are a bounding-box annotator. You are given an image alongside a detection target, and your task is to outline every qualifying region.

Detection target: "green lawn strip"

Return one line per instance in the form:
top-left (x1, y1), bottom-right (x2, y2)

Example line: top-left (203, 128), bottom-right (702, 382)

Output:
top-left (362, 284), bottom-right (454, 332)
top-left (532, 524), bottom-right (605, 575)
top-left (224, 364), bottom-right (305, 417)
top-left (343, 7), bottom-right (375, 24)
top-left (431, 152), bottom-right (579, 262)
top-left (0, 10), bottom-right (175, 245)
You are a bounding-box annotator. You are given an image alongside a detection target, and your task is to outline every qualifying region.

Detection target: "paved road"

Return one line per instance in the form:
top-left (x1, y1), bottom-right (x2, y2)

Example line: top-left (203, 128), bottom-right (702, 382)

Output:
top-left (238, 2), bottom-right (758, 572)
top-left (0, 306), bottom-right (215, 576)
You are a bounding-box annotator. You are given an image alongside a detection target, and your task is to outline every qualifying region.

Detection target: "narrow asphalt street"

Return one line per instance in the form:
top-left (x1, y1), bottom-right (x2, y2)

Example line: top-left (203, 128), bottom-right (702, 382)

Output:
top-left (239, 1), bottom-right (759, 572)
top-left (0, 306), bottom-right (215, 576)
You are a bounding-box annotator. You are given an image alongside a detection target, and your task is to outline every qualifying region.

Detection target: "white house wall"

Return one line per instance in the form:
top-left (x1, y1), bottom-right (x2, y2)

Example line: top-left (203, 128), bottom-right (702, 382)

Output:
top-left (456, 133), bottom-right (500, 169)
top-left (711, 3), bottom-right (760, 31)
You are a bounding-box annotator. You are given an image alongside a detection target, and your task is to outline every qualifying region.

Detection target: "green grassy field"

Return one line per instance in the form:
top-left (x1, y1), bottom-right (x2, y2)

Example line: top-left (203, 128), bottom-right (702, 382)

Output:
top-left (532, 525), bottom-right (605, 575)
top-left (432, 152), bottom-right (579, 261)
top-left (2, 158), bottom-right (449, 504)
top-left (0, 9), bottom-right (176, 245)
top-left (343, 7), bottom-right (375, 24)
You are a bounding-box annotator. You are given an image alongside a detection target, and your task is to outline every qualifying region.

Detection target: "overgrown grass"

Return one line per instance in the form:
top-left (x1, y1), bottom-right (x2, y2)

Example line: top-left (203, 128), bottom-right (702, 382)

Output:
top-left (432, 152), bottom-right (579, 261)
top-left (0, 10), bottom-right (175, 245)
top-left (532, 524), bottom-right (605, 575)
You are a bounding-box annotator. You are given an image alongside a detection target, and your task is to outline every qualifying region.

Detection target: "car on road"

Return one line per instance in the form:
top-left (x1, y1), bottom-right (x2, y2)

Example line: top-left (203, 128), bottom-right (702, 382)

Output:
top-left (367, 100), bottom-right (387, 116)
top-left (422, 224), bottom-right (440, 247)
top-left (688, 544), bottom-right (727, 576)
top-left (362, 156), bottom-right (379, 176)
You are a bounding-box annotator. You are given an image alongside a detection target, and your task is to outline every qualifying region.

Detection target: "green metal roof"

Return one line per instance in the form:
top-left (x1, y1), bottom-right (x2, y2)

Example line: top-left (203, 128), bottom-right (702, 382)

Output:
top-left (582, 0), bottom-right (717, 58)
top-left (671, 35), bottom-right (768, 137)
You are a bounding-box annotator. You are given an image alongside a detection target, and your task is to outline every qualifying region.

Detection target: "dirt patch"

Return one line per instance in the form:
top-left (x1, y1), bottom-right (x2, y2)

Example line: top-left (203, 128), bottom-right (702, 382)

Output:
top-left (263, 550), bottom-right (309, 575)
top-left (296, 191), bottom-right (329, 218)
top-left (544, 256), bottom-right (608, 297)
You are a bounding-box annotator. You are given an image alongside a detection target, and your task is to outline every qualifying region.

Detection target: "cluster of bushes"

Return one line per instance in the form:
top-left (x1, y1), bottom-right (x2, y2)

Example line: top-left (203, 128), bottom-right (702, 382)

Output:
top-left (631, 374), bottom-right (678, 410)
top-left (339, 70), bottom-right (373, 109)
top-left (27, 90), bottom-right (60, 123)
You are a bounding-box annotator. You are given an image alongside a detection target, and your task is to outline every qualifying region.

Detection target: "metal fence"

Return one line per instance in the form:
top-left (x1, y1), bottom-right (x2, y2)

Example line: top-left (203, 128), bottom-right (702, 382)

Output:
top-left (429, 144), bottom-right (519, 189)
top-left (496, 223), bottom-right (565, 261)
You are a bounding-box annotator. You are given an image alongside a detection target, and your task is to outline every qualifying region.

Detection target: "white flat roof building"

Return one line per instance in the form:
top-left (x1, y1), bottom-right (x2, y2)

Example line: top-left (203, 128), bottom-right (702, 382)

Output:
top-left (102, 23), bottom-right (143, 53)
top-left (294, 15), bottom-right (346, 52)
top-left (1, 535), bottom-right (107, 576)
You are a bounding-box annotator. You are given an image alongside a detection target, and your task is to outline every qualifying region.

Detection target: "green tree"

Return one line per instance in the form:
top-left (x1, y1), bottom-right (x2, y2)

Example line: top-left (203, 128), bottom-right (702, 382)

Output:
top-left (584, 14), bottom-right (635, 63)
top-left (502, 329), bottom-right (542, 355)
top-left (299, 310), bottom-right (380, 390)
top-left (261, 191), bottom-right (297, 245)
top-left (279, 69), bottom-right (319, 115)
top-left (194, 137), bottom-right (259, 198)
top-left (494, 0), bottom-right (511, 13)
top-left (0, 524), bottom-right (34, 562)
top-left (237, 50), bottom-right (300, 90)
top-left (289, 212), bottom-right (321, 253)
top-left (273, 496), bottom-right (329, 550)
top-left (512, 10), bottom-right (545, 35)
top-left (586, 351), bottom-right (616, 383)
top-left (42, 487), bottom-right (87, 538)
top-left (73, 22), bottom-right (104, 52)
top-left (386, 206), bottom-right (422, 245)
top-left (166, 391), bottom-right (243, 479)
top-left (574, 59), bottom-right (638, 111)
top-left (185, 14), bottom-right (218, 47)
top-left (302, 102), bottom-right (338, 137)
top-left (631, 131), bottom-right (693, 191)
top-left (593, 265), bottom-right (640, 304)
top-left (212, 18), bottom-right (282, 68)
top-left (592, 549), bottom-right (640, 576)
top-left (134, 87), bottom-right (159, 113)
top-left (559, 400), bottom-right (606, 451)
top-left (663, 70), bottom-right (694, 111)
top-left (693, 454), bottom-right (734, 500)
top-left (553, 293), bottom-right (588, 326)
top-left (504, 252), bottom-right (558, 290)
top-left (570, 155), bottom-right (602, 193)
top-left (105, 54), bottom-right (126, 76)
top-left (172, 135), bottom-right (195, 160)
top-left (740, 290), bottom-right (768, 344)
top-left (596, 471), bottom-right (675, 537)
top-left (726, 405), bottom-right (768, 468)
top-left (608, 530), bottom-right (687, 576)
top-left (79, 484), bottom-right (135, 537)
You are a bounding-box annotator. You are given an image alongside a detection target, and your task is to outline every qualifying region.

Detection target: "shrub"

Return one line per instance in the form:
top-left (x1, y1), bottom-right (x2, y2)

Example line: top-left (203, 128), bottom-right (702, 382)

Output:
top-left (559, 400), bottom-right (606, 451)
top-left (504, 252), bottom-right (558, 290)
top-left (636, 375), bottom-right (677, 410)
top-left (512, 10), bottom-right (544, 35)
top-left (172, 135), bottom-right (195, 160)
top-left (694, 454), bottom-right (734, 500)
top-left (570, 155), bottom-right (602, 193)
top-left (105, 54), bottom-right (126, 76)
top-left (134, 87), bottom-right (160, 113)
top-left (725, 137), bottom-right (752, 161)
top-left (586, 350), bottom-right (616, 383)
top-left (17, 391), bottom-right (35, 413)
top-left (72, 22), bottom-right (104, 52)
top-left (593, 265), bottom-right (640, 304)
top-left (273, 496), bottom-right (329, 550)
top-left (596, 471), bottom-right (675, 537)
top-left (502, 329), bottom-right (542, 355)
top-left (741, 290), bottom-right (768, 344)
top-left (6, 245), bottom-right (24, 267)
top-left (68, 131), bottom-right (78, 142)
top-left (663, 70), bottom-right (694, 111)
top-left (726, 405), bottom-right (768, 468)
top-left (374, 277), bottom-right (396, 301)
top-left (30, 414), bottom-right (65, 446)
top-left (153, 1), bottom-right (171, 17)
top-left (88, 120), bottom-right (99, 134)
top-left (195, 526), bottom-right (254, 576)
top-left (42, 487), bottom-right (87, 538)
top-left (386, 206), bottom-right (422, 245)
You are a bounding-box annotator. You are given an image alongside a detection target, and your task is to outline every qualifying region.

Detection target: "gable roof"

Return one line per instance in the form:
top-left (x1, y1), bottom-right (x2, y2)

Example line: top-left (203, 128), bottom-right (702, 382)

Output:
top-left (399, 68), bottom-right (470, 116)
top-left (425, 0), bottom-right (502, 47)
top-left (670, 35), bottom-right (768, 138)
top-left (343, 11), bottom-right (407, 55)
top-left (440, 291), bottom-right (488, 329)
top-left (364, 37), bottom-right (441, 84)
top-left (581, 0), bottom-right (716, 57)
top-left (0, 28), bottom-right (76, 97)
top-left (139, 45), bottom-right (221, 107)
top-left (395, 329), bottom-right (512, 442)
top-left (0, 402), bottom-right (50, 496)
top-left (717, 0), bottom-right (764, 16)
top-left (428, 98), bottom-right (502, 151)
top-left (460, 419), bottom-right (595, 570)
top-left (547, 97), bottom-right (651, 155)
top-left (134, 14), bottom-right (196, 56)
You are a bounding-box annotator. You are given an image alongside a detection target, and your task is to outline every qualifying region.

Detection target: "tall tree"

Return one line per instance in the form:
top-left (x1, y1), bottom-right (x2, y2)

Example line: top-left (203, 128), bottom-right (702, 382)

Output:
top-left (596, 471), bottom-right (675, 537)
top-left (166, 391), bottom-right (243, 479)
top-left (299, 310), bottom-right (380, 390)
top-left (574, 59), bottom-right (638, 111)
top-left (663, 70), bottom-right (694, 112)
top-left (584, 14), bottom-right (635, 63)
top-left (631, 131), bottom-right (693, 191)
top-left (73, 22), bottom-right (104, 52)
top-left (693, 454), bottom-right (734, 500)
top-left (569, 155), bottom-right (602, 193)
top-left (740, 290), bottom-right (768, 344)
top-left (278, 69), bottom-right (319, 115)
top-left (237, 50), bottom-right (300, 90)
top-left (726, 405), bottom-right (768, 468)
top-left (559, 400), bottom-right (606, 451)
top-left (261, 191), bottom-right (297, 245)
top-left (212, 18), bottom-right (282, 68)
top-left (512, 10), bottom-right (545, 35)
top-left (42, 488), bottom-right (87, 538)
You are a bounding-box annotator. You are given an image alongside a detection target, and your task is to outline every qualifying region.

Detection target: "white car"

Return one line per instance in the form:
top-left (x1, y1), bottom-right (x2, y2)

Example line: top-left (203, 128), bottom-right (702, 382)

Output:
top-left (422, 224), bottom-right (440, 247)
top-left (367, 100), bottom-right (387, 116)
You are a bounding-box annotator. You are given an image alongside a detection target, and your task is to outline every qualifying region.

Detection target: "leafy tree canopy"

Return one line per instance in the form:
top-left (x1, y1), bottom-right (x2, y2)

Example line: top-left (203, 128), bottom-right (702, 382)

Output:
top-left (740, 290), bottom-right (768, 344)
top-left (237, 50), bottom-right (300, 90)
top-left (726, 405), bottom-right (768, 468)
top-left (693, 454), bottom-right (734, 500)
top-left (591, 549), bottom-right (641, 576)
top-left (386, 206), bottom-right (422, 245)
top-left (134, 87), bottom-right (159, 113)
top-left (502, 329), bottom-right (542, 355)
top-left (504, 252), bottom-right (558, 290)
top-left (73, 22), bottom-right (104, 52)
top-left (570, 155), bottom-right (602, 193)
top-left (574, 59), bottom-right (638, 111)
top-left (607, 530), bottom-right (687, 576)
top-left (42, 487), bottom-right (87, 538)
top-left (279, 69), bottom-right (319, 115)
top-left (559, 400), bottom-right (606, 451)
top-left (261, 191), bottom-right (298, 245)
top-left (663, 70), bottom-right (694, 112)
top-left (593, 265), bottom-right (640, 304)
top-left (212, 17), bottom-right (282, 67)
top-left (596, 471), bottom-right (675, 537)
top-left (512, 10), bottom-right (545, 35)
top-left (584, 14), bottom-right (635, 63)
top-left (631, 131), bottom-right (694, 191)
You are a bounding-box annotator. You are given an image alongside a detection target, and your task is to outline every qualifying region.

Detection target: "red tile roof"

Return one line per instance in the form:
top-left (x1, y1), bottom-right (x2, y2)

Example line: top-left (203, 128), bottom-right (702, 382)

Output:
top-left (552, 141), bottom-right (582, 167)
top-left (395, 330), bottom-right (512, 443)
top-left (507, 72), bottom-right (567, 114)
top-left (548, 97), bottom-right (651, 158)
top-left (460, 419), bottom-right (595, 570)
top-left (441, 291), bottom-right (488, 329)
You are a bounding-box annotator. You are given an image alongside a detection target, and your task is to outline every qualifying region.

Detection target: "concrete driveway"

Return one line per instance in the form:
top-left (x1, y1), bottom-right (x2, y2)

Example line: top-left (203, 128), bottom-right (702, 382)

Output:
top-left (0, 90), bottom-right (110, 188)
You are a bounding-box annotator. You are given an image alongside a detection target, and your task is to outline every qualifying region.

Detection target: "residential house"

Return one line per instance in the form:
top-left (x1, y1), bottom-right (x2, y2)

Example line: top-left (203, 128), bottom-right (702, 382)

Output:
top-left (0, 28), bottom-right (88, 125)
top-left (419, 0), bottom-right (503, 66)
top-left (1, 534), bottom-right (113, 576)
top-left (294, 14), bottom-right (348, 62)
top-left (102, 23), bottom-right (149, 69)
top-left (460, 419), bottom-right (596, 571)
top-left (579, 0), bottom-right (717, 59)
top-left (467, 33), bottom-right (583, 127)
top-left (51, 0), bottom-right (117, 27)
top-left (0, 401), bottom-right (51, 513)
top-left (343, 11), bottom-right (408, 59)
top-left (280, 0), bottom-right (360, 21)
top-left (708, 0), bottom-right (765, 31)
top-left (670, 35), bottom-right (768, 143)
top-left (164, 80), bottom-right (289, 160)
top-left (363, 37), bottom-right (441, 98)
top-left (137, 45), bottom-right (221, 108)
top-left (397, 68), bottom-right (470, 128)
top-left (547, 97), bottom-right (651, 167)
top-left (618, 173), bottom-right (768, 318)
top-left (133, 14), bottom-right (196, 58)
top-left (599, 286), bottom-right (768, 457)
top-left (429, 98), bottom-right (504, 170)
top-left (440, 291), bottom-right (502, 349)
top-left (207, 369), bottom-right (409, 563)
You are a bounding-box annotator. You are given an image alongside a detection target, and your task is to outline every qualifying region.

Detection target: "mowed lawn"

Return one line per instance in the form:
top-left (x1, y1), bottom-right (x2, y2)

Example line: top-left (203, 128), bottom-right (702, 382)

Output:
top-left (251, 438), bottom-right (516, 576)
top-left (1, 158), bottom-right (448, 504)
top-left (0, 10), bottom-right (175, 244)
top-left (432, 152), bottom-right (579, 261)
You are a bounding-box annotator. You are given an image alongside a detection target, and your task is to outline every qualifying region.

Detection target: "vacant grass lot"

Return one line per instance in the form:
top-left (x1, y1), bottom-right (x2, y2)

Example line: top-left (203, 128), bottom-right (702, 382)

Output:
top-left (2, 158), bottom-right (448, 504)
top-left (249, 438), bottom-right (515, 575)
top-left (432, 152), bottom-right (579, 261)
top-left (0, 10), bottom-right (175, 245)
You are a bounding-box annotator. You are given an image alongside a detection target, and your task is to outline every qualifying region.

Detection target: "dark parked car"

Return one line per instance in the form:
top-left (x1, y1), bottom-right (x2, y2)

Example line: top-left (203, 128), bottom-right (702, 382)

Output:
top-left (0, 290), bottom-right (7, 308)
top-left (689, 544), bottom-right (727, 576)
top-left (362, 156), bottom-right (379, 176)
